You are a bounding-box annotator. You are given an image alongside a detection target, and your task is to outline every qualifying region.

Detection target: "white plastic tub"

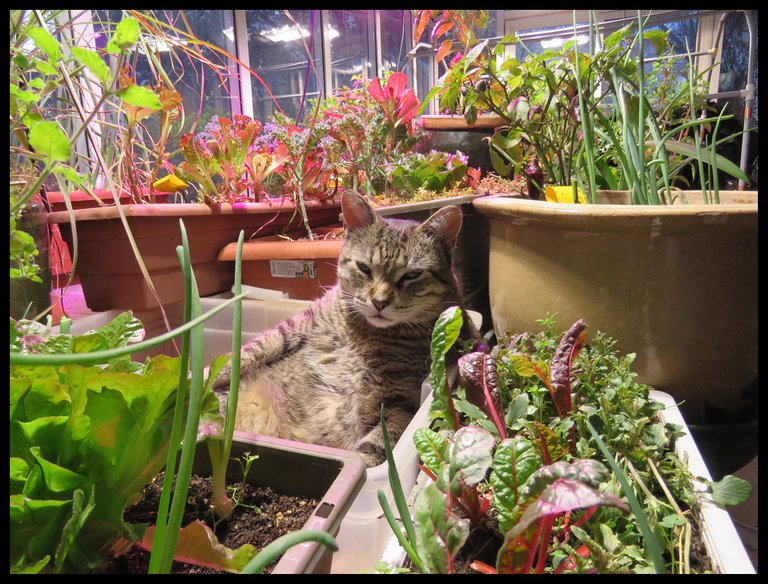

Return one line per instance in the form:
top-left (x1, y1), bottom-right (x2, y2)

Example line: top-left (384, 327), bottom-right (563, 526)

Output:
top-left (377, 390), bottom-right (756, 574)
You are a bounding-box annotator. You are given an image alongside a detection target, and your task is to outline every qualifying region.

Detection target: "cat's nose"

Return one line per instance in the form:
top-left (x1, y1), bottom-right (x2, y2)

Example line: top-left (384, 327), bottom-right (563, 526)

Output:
top-left (371, 298), bottom-right (390, 312)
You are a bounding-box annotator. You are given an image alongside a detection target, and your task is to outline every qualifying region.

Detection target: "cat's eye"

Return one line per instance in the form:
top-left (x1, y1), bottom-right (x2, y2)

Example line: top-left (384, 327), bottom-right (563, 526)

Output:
top-left (356, 261), bottom-right (372, 277)
top-left (399, 269), bottom-right (423, 283)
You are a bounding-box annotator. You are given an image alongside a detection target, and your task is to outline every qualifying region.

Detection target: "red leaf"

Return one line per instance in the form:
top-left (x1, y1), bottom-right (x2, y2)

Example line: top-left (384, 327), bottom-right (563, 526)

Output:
top-left (413, 10), bottom-right (432, 43)
top-left (458, 352), bottom-right (507, 440)
top-left (436, 39), bottom-right (453, 63)
top-left (385, 71), bottom-right (408, 100)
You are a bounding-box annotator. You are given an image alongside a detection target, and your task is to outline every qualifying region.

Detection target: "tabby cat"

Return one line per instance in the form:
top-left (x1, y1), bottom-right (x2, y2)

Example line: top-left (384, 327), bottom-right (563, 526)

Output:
top-left (212, 190), bottom-right (472, 466)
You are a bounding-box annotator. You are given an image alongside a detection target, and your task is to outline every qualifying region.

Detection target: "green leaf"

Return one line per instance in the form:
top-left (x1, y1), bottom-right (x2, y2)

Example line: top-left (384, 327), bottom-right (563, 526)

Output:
top-left (107, 17), bottom-right (141, 53)
top-left (519, 459), bottom-right (610, 502)
top-left (27, 121), bottom-right (71, 162)
top-left (70, 46), bottom-right (111, 85)
top-left (29, 447), bottom-right (88, 493)
top-left (54, 486), bottom-right (96, 573)
top-left (117, 84), bottom-right (163, 110)
top-left (26, 26), bottom-right (62, 62)
top-left (505, 394), bottom-right (529, 428)
top-left (490, 436), bottom-right (540, 533)
top-left (413, 428), bottom-right (448, 476)
top-left (413, 482), bottom-right (470, 574)
top-left (10, 83), bottom-right (40, 103)
top-left (660, 140), bottom-right (749, 182)
top-left (446, 425), bottom-right (495, 488)
top-left (703, 474), bottom-right (753, 507)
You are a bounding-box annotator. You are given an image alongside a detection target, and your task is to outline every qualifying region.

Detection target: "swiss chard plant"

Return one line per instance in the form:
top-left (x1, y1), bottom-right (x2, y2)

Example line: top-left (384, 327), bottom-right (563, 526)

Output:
top-left (380, 308), bottom-right (752, 574)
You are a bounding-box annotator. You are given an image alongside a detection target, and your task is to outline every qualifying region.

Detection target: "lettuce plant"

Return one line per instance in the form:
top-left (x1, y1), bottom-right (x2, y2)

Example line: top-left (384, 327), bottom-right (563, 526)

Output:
top-left (380, 308), bottom-right (753, 574)
top-left (9, 312), bottom-right (196, 573)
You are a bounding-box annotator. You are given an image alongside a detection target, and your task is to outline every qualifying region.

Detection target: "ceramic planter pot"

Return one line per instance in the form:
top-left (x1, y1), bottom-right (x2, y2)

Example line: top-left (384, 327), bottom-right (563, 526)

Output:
top-left (45, 199), bottom-right (342, 312)
top-left (377, 389), bottom-right (756, 574)
top-left (472, 191), bottom-right (758, 428)
top-left (186, 431), bottom-right (366, 574)
top-left (417, 114), bottom-right (507, 175)
top-left (218, 227), bottom-right (345, 301)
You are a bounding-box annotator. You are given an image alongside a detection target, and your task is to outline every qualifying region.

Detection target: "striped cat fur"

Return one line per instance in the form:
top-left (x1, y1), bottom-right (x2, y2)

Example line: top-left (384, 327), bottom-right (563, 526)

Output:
top-left (213, 190), bottom-right (472, 466)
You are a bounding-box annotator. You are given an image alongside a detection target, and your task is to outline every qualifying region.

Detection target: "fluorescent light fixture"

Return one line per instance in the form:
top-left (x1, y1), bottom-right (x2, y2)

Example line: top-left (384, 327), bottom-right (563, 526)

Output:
top-left (260, 24), bottom-right (338, 43)
top-left (540, 34), bottom-right (589, 49)
top-left (134, 36), bottom-right (189, 54)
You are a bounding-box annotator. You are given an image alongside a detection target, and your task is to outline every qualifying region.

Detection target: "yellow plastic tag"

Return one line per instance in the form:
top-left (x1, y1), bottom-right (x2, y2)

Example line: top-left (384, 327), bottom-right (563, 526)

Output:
top-left (545, 185), bottom-right (586, 204)
top-left (152, 174), bottom-right (189, 193)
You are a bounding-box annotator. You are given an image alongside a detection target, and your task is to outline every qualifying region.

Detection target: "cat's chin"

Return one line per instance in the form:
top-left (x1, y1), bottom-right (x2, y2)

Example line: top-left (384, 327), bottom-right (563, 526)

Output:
top-left (364, 314), bottom-right (399, 328)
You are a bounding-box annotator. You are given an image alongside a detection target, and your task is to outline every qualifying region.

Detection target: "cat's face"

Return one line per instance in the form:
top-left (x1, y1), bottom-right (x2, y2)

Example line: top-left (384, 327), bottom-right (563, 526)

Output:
top-left (337, 191), bottom-right (462, 328)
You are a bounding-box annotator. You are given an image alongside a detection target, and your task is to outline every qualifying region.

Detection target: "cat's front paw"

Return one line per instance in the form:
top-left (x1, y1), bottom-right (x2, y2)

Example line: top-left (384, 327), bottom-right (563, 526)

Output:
top-left (212, 361), bottom-right (233, 393)
top-left (356, 442), bottom-right (386, 468)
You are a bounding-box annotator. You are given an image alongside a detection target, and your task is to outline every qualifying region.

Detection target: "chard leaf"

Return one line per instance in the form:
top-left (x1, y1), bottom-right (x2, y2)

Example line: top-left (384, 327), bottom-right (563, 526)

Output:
top-left (428, 307), bottom-right (463, 427)
top-left (519, 459), bottom-right (610, 503)
top-left (447, 426), bottom-right (495, 487)
top-left (500, 478), bottom-right (629, 557)
top-left (413, 428), bottom-right (447, 476)
top-left (530, 421), bottom-right (569, 465)
top-left (496, 520), bottom-right (539, 574)
top-left (549, 319), bottom-right (587, 417)
top-left (140, 520), bottom-right (258, 573)
top-left (507, 353), bottom-right (547, 378)
top-left (490, 436), bottom-right (541, 533)
top-left (413, 481), bottom-right (470, 574)
top-left (458, 352), bottom-right (507, 439)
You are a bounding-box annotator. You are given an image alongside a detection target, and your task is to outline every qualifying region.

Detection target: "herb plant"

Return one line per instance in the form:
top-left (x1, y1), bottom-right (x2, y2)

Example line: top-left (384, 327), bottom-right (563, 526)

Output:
top-left (380, 308), bottom-right (752, 574)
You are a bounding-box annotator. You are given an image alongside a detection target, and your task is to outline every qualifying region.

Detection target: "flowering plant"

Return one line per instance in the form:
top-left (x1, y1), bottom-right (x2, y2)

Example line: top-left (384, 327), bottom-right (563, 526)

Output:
top-left (175, 115), bottom-right (287, 204)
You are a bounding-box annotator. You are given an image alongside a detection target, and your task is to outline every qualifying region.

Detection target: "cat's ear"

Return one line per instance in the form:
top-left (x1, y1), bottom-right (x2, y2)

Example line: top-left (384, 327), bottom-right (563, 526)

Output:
top-left (342, 190), bottom-right (378, 232)
top-left (418, 206), bottom-right (462, 249)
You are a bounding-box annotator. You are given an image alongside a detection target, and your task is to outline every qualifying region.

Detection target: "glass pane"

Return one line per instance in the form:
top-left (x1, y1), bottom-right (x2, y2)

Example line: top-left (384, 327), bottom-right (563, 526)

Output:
top-left (719, 11), bottom-right (758, 123)
top-left (380, 10), bottom-right (411, 75)
top-left (328, 10), bottom-right (375, 89)
top-left (246, 9), bottom-right (323, 124)
top-left (94, 10), bottom-right (236, 159)
top-left (517, 24), bottom-right (590, 58)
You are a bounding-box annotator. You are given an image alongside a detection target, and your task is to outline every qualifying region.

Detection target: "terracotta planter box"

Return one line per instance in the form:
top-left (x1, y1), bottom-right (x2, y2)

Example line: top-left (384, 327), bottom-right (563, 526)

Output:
top-left (46, 200), bottom-right (342, 312)
top-left (218, 227), bottom-right (344, 301)
top-left (472, 191), bottom-right (758, 427)
top-left (377, 390), bottom-right (756, 574)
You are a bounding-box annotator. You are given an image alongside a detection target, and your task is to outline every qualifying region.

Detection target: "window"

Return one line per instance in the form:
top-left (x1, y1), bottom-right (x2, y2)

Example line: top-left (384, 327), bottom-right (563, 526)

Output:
top-left (718, 11), bottom-right (758, 123)
top-left (245, 10), bottom-right (323, 123)
top-left (94, 10), bottom-right (237, 160)
top-left (326, 10), bottom-right (376, 88)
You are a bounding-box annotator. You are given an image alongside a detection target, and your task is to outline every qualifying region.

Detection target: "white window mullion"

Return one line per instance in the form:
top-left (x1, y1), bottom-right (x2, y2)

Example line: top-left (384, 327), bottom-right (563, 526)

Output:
top-left (374, 10), bottom-right (383, 77)
top-left (233, 10), bottom-right (254, 118)
top-left (66, 10), bottom-right (103, 177)
top-left (320, 10), bottom-right (332, 96)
